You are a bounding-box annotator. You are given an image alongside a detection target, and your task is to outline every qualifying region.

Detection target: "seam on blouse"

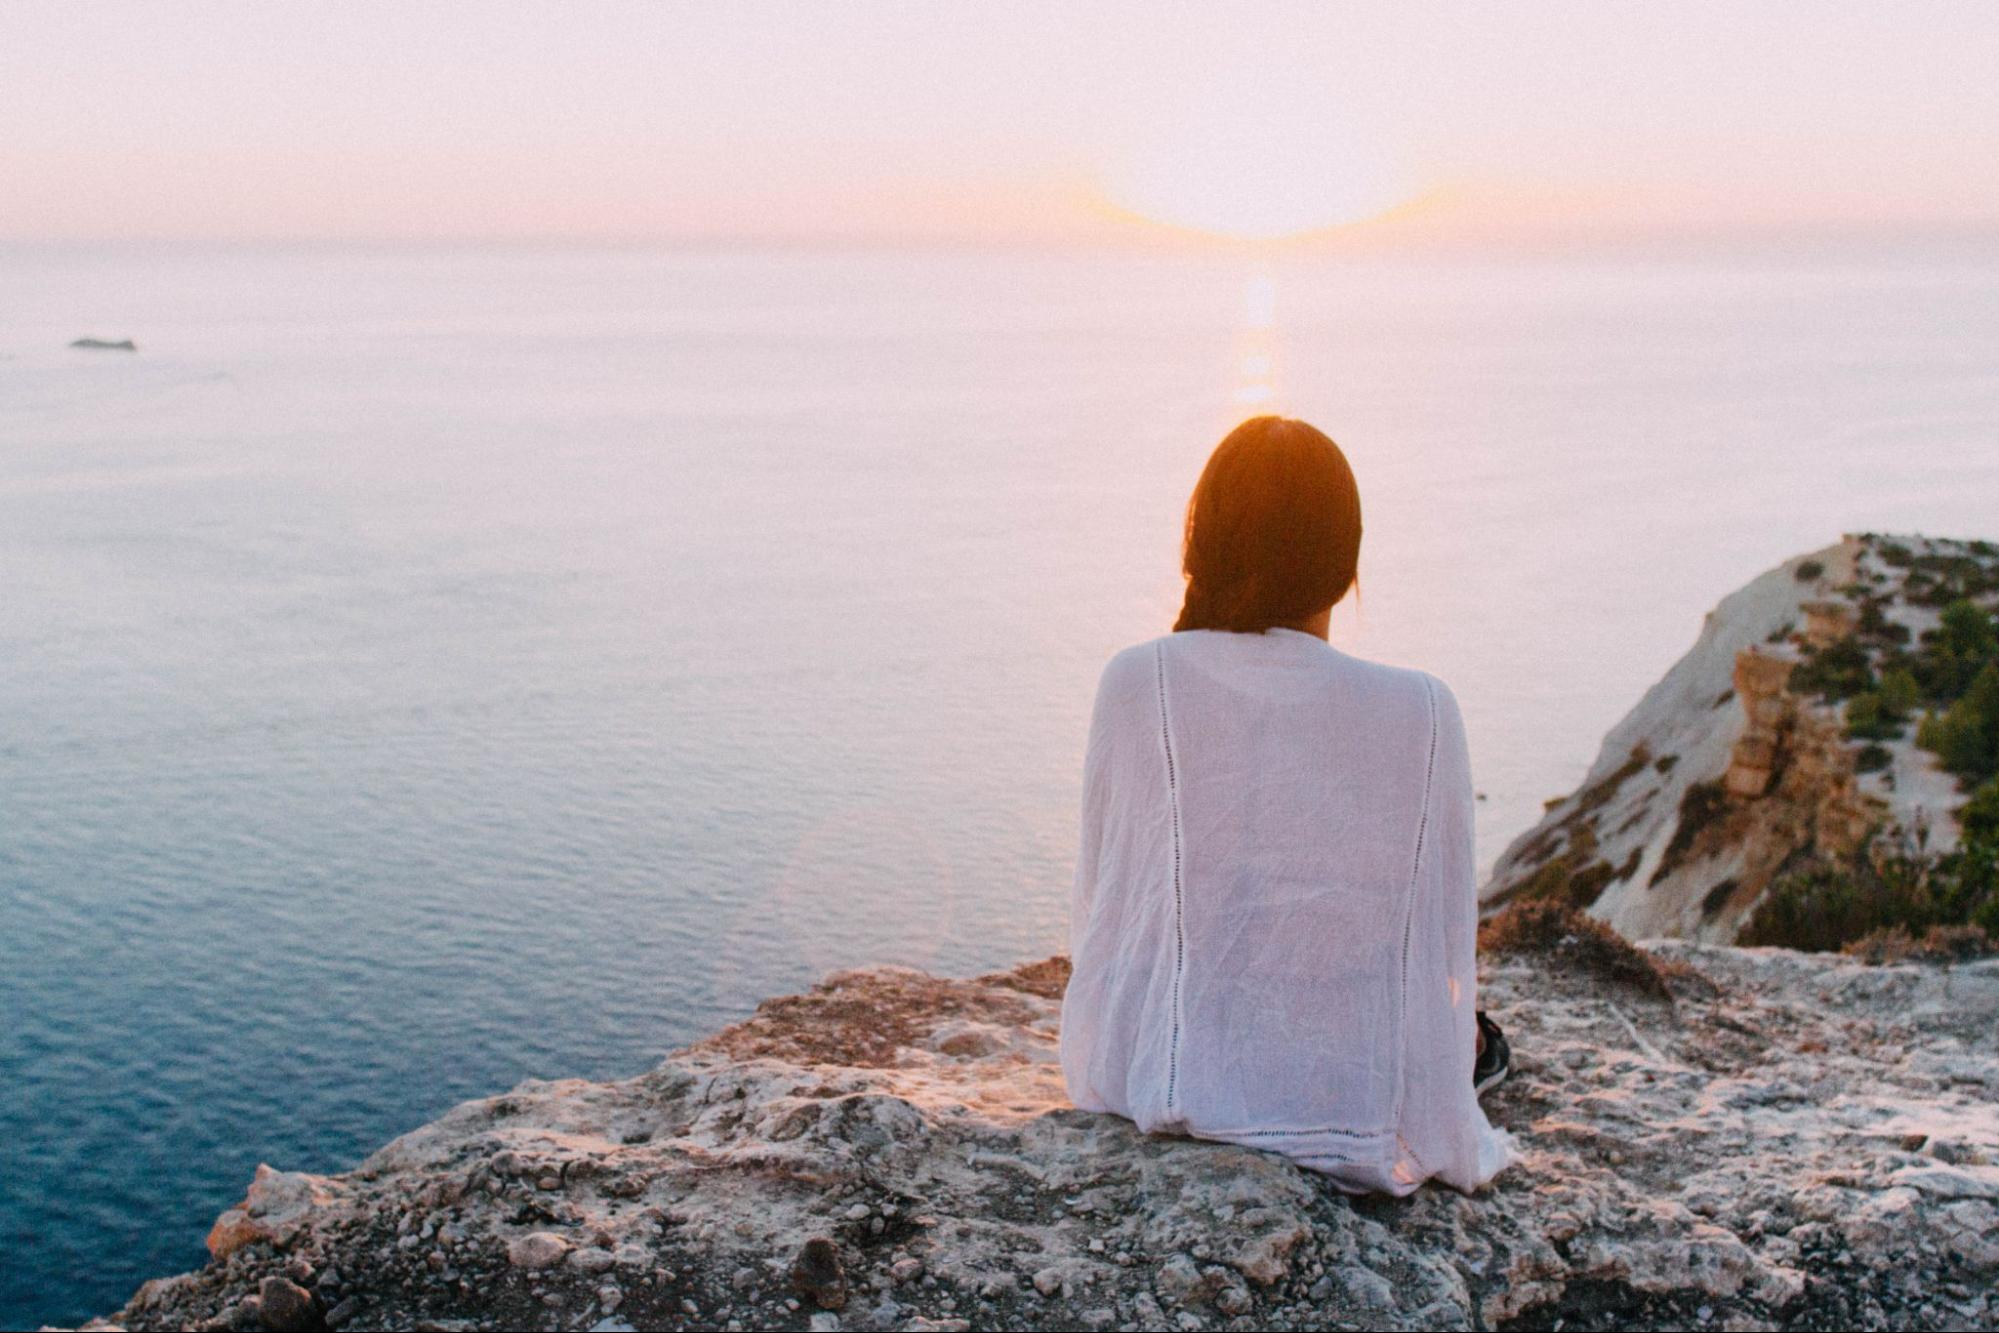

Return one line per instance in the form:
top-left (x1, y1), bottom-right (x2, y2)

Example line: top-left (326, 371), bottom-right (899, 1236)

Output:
top-left (1392, 676), bottom-right (1441, 1129)
top-left (1232, 1124), bottom-right (1389, 1140)
top-left (1154, 641), bottom-right (1187, 1114)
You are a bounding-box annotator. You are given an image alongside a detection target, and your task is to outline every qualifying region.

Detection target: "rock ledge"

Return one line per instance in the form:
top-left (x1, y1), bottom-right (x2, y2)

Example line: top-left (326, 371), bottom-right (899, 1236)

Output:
top-left (91, 941), bottom-right (1999, 1332)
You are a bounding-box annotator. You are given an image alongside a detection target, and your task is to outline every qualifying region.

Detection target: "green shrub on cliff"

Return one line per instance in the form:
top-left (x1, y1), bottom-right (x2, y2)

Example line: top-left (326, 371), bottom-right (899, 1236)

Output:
top-left (1792, 638), bottom-right (1874, 701)
top-left (1907, 555), bottom-right (1999, 607)
top-left (1913, 600), bottom-right (1997, 701)
top-left (1742, 820), bottom-right (1999, 951)
top-left (1963, 777), bottom-right (1999, 842)
top-left (1918, 663), bottom-right (1999, 783)
top-left (1845, 668), bottom-right (1919, 741)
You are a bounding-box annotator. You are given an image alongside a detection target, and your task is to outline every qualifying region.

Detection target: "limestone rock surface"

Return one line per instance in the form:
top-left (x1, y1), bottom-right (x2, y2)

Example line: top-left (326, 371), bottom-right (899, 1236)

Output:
top-left (92, 942), bottom-right (1999, 1332)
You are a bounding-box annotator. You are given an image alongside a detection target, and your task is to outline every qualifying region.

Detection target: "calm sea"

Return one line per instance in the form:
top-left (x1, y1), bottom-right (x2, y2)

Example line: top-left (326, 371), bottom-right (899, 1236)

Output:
top-left (4, 241), bottom-right (1997, 1325)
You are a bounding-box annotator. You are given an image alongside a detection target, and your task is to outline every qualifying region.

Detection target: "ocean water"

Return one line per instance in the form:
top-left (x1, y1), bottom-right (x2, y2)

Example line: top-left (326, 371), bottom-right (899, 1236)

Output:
top-left (4, 241), bottom-right (1998, 1325)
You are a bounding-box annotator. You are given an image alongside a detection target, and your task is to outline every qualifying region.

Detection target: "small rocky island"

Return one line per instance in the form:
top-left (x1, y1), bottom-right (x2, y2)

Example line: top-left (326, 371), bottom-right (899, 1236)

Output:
top-left (69, 337), bottom-right (138, 351)
top-left (82, 539), bottom-right (1999, 1333)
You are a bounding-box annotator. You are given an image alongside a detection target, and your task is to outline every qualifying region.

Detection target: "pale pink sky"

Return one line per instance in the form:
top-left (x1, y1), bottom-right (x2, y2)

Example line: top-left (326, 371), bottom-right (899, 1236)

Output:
top-left (4, 2), bottom-right (1996, 244)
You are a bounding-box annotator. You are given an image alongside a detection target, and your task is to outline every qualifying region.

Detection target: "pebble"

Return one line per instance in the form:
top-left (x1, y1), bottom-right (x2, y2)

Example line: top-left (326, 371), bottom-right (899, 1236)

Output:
top-left (570, 1247), bottom-right (618, 1275)
top-left (1031, 1265), bottom-right (1064, 1297)
top-left (791, 1236), bottom-right (849, 1311)
top-left (255, 1276), bottom-right (316, 1333)
top-left (1156, 1254), bottom-right (1206, 1306)
top-left (1336, 1265), bottom-right (1396, 1310)
top-left (507, 1231), bottom-right (572, 1270)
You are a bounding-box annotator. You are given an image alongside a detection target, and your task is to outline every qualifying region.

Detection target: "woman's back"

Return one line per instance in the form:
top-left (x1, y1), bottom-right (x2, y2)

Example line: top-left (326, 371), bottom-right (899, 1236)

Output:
top-left (1060, 627), bottom-right (1511, 1194)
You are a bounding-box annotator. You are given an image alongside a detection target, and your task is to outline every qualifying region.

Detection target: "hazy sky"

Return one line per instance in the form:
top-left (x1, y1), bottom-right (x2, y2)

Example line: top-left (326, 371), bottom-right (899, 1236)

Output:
top-left (5, 2), bottom-right (1997, 244)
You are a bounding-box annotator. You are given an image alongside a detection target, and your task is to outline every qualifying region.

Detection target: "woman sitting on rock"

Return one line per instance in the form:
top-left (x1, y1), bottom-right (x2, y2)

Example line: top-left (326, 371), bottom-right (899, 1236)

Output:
top-left (1060, 416), bottom-right (1514, 1194)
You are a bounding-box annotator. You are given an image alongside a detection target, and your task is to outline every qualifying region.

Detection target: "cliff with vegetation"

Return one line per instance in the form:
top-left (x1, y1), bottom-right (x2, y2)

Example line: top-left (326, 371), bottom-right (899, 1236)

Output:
top-left (1484, 534), bottom-right (1999, 951)
top-left (85, 915), bottom-right (1999, 1333)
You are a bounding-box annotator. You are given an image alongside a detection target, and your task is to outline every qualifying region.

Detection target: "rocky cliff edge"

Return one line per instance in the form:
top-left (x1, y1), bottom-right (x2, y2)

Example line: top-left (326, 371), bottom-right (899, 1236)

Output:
top-left (89, 919), bottom-right (1999, 1333)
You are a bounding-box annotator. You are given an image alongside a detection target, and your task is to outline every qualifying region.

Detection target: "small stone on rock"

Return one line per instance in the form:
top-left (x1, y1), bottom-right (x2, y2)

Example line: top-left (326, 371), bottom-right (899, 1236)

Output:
top-left (569, 1247), bottom-right (617, 1275)
top-left (508, 1231), bottom-right (572, 1270)
top-left (255, 1275), bottom-right (318, 1332)
top-left (791, 1236), bottom-right (848, 1311)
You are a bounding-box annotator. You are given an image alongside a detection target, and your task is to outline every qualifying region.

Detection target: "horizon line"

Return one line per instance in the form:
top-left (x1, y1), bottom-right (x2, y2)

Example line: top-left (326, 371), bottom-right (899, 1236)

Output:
top-left (5, 217), bottom-right (1998, 256)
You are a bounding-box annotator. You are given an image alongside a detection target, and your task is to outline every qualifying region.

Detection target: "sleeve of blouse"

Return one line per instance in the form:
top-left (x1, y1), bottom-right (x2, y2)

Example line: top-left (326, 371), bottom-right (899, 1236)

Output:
top-left (1402, 678), bottom-right (1513, 1190)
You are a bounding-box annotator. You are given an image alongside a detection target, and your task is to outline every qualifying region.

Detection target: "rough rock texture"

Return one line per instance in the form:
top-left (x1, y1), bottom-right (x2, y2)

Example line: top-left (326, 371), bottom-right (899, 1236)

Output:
top-left (91, 942), bottom-right (1999, 1332)
top-left (1483, 534), bottom-right (1995, 941)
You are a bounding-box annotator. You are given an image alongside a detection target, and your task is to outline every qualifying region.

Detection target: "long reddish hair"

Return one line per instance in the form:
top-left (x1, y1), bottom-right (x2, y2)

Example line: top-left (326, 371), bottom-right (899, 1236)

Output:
top-left (1173, 416), bottom-right (1362, 633)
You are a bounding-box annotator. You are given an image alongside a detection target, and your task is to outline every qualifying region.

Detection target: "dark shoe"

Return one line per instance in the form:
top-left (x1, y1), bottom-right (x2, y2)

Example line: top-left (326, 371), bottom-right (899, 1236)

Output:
top-left (1474, 1011), bottom-right (1510, 1096)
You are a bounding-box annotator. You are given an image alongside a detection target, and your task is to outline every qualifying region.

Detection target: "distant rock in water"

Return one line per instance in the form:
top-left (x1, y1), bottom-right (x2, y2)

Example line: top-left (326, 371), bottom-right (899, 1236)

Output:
top-left (1484, 533), bottom-right (1999, 945)
top-left (69, 337), bottom-right (137, 351)
top-left (91, 942), bottom-right (1999, 1330)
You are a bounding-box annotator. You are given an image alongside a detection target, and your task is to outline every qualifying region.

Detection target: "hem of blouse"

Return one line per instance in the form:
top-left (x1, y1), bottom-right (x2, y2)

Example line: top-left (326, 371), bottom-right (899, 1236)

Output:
top-left (1198, 1125), bottom-right (1399, 1169)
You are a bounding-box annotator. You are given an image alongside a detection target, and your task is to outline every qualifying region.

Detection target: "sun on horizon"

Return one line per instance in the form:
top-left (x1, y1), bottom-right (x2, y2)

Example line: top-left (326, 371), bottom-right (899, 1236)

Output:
top-left (1099, 71), bottom-right (1415, 242)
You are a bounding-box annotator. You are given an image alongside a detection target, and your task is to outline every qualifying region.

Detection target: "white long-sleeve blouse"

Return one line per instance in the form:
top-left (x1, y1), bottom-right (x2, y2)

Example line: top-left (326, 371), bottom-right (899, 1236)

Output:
top-left (1059, 628), bottom-right (1514, 1194)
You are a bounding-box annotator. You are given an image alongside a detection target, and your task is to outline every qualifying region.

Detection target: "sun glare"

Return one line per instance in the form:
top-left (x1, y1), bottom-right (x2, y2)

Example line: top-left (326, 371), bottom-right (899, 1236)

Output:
top-left (1231, 268), bottom-right (1280, 407)
top-left (1104, 76), bottom-right (1410, 242)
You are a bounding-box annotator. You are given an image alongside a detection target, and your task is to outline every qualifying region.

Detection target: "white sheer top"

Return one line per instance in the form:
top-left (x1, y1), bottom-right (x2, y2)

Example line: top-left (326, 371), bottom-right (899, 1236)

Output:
top-left (1060, 628), bottom-right (1513, 1194)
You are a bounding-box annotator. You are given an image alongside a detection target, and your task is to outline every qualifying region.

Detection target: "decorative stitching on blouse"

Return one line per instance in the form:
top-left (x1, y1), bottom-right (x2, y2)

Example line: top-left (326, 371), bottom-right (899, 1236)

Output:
top-left (1391, 677), bottom-right (1441, 1132)
top-left (1155, 642), bottom-right (1186, 1113)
